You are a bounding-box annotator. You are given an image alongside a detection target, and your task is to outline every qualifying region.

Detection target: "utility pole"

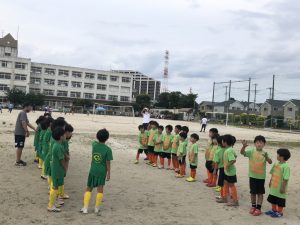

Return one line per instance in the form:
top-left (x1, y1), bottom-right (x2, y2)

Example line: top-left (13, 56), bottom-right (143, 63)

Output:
top-left (228, 80), bottom-right (232, 100)
top-left (247, 78), bottom-right (251, 124)
top-left (224, 86), bottom-right (228, 101)
top-left (253, 83), bottom-right (257, 112)
top-left (212, 82), bottom-right (215, 115)
top-left (270, 75), bottom-right (275, 128)
top-left (272, 75), bottom-right (275, 100)
top-left (267, 88), bottom-right (272, 99)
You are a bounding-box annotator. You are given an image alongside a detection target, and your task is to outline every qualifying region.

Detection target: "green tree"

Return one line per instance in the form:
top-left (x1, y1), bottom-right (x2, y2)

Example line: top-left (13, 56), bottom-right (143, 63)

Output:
top-left (25, 92), bottom-right (45, 106)
top-left (5, 88), bottom-right (26, 105)
top-left (72, 98), bottom-right (93, 108)
top-left (156, 92), bottom-right (170, 108)
top-left (135, 94), bottom-right (151, 111)
top-left (169, 92), bottom-right (181, 108)
top-left (179, 93), bottom-right (198, 108)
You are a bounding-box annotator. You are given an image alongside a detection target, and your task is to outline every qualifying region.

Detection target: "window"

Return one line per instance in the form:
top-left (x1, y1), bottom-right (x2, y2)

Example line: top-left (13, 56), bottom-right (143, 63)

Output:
top-left (0, 72), bottom-right (11, 79)
top-left (5, 53), bottom-right (11, 57)
top-left (15, 62), bottom-right (27, 70)
top-left (109, 85), bottom-right (119, 92)
top-left (96, 94), bottom-right (106, 100)
top-left (97, 84), bottom-right (107, 90)
top-left (85, 73), bottom-right (95, 79)
top-left (84, 83), bottom-right (94, 89)
top-left (264, 108), bottom-right (267, 111)
top-left (45, 68), bottom-right (56, 75)
top-left (84, 93), bottom-right (94, 99)
top-left (108, 95), bottom-right (118, 101)
top-left (121, 86), bottom-right (130, 93)
top-left (0, 84), bottom-right (9, 91)
top-left (71, 81), bottom-right (82, 88)
top-left (274, 107), bottom-right (278, 111)
top-left (14, 86), bottom-right (26, 92)
top-left (1, 61), bottom-right (8, 68)
top-left (29, 88), bottom-right (40, 94)
top-left (70, 92), bottom-right (81, 98)
top-left (58, 80), bottom-right (69, 87)
top-left (58, 70), bottom-right (69, 77)
top-left (122, 77), bottom-right (131, 83)
top-left (97, 74), bottom-right (107, 80)
top-left (43, 89), bottom-right (55, 96)
top-left (30, 77), bottom-right (41, 84)
top-left (72, 71), bottom-right (82, 78)
top-left (31, 66), bottom-right (42, 74)
top-left (15, 74), bottom-right (27, 81)
top-left (120, 96), bottom-right (130, 102)
top-left (57, 90), bottom-right (68, 97)
top-left (44, 79), bottom-right (55, 86)
top-left (288, 107), bottom-right (293, 112)
top-left (110, 76), bottom-right (118, 82)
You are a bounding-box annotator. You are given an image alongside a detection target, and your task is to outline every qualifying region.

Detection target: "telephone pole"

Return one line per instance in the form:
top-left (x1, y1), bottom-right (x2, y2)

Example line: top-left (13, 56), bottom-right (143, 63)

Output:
top-left (253, 83), bottom-right (257, 111)
top-left (224, 86), bottom-right (228, 101)
top-left (228, 80), bottom-right (232, 99)
top-left (270, 75), bottom-right (275, 127)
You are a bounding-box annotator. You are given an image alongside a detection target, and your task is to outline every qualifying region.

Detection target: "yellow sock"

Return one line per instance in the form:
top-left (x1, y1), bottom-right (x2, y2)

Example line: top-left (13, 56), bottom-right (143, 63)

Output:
top-left (38, 158), bottom-right (43, 168)
top-left (95, 193), bottom-right (103, 208)
top-left (58, 185), bottom-right (65, 197)
top-left (48, 189), bottom-right (58, 208)
top-left (48, 176), bottom-right (52, 189)
top-left (41, 162), bottom-right (45, 176)
top-left (83, 191), bottom-right (92, 209)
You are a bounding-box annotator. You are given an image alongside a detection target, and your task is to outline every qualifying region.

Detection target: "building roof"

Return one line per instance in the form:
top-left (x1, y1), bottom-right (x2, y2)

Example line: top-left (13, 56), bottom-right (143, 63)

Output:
top-left (215, 99), bottom-right (238, 107)
top-left (0, 33), bottom-right (18, 48)
top-left (199, 101), bottom-right (215, 106)
top-left (284, 99), bottom-right (300, 107)
top-left (265, 99), bottom-right (287, 107)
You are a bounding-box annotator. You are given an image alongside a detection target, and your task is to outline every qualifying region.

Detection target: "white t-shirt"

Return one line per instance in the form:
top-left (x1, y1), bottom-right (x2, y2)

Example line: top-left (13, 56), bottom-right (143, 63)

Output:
top-left (143, 112), bottom-right (150, 123)
top-left (201, 118), bottom-right (208, 125)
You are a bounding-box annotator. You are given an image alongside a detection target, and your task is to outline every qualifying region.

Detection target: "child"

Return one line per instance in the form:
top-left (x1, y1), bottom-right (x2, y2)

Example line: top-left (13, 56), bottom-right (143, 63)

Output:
top-left (153, 125), bottom-right (164, 168)
top-left (203, 128), bottom-right (219, 183)
top-left (265, 149), bottom-right (291, 218)
top-left (38, 121), bottom-right (47, 171)
top-left (217, 134), bottom-right (239, 206)
top-left (47, 127), bottom-right (67, 212)
top-left (33, 116), bottom-right (45, 163)
top-left (80, 129), bottom-right (113, 214)
top-left (161, 125), bottom-right (173, 170)
top-left (214, 135), bottom-right (225, 199)
top-left (147, 121), bottom-right (159, 165)
top-left (171, 125), bottom-right (181, 172)
top-left (206, 135), bottom-right (219, 187)
top-left (186, 133), bottom-right (199, 182)
top-left (135, 125), bottom-right (148, 164)
top-left (176, 132), bottom-right (188, 178)
top-left (240, 135), bottom-right (272, 216)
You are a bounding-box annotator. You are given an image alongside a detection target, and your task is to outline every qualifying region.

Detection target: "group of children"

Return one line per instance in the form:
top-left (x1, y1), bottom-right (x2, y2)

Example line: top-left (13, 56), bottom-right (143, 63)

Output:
top-left (33, 113), bottom-right (113, 214)
top-left (135, 120), bottom-right (291, 218)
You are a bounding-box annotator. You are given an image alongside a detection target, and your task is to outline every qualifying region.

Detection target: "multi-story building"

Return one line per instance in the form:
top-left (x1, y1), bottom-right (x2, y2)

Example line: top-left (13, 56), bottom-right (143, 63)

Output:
top-left (0, 33), bottom-right (161, 108)
top-left (113, 70), bottom-right (161, 102)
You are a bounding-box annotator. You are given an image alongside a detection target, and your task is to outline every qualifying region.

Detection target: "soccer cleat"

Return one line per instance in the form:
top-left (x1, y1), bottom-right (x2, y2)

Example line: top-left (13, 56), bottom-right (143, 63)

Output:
top-left (80, 208), bottom-right (88, 214)
top-left (271, 212), bottom-right (283, 218)
top-left (249, 207), bottom-right (256, 214)
top-left (175, 174), bottom-right (184, 178)
top-left (15, 160), bottom-right (27, 166)
top-left (134, 160), bottom-right (139, 164)
top-left (253, 209), bottom-right (262, 216)
top-left (48, 207), bottom-right (61, 212)
top-left (158, 165), bottom-right (162, 169)
top-left (215, 196), bottom-right (222, 200)
top-left (227, 201), bottom-right (239, 207)
top-left (59, 194), bottom-right (70, 200)
top-left (215, 186), bottom-right (221, 192)
top-left (265, 210), bottom-right (276, 216)
top-left (95, 207), bottom-right (100, 214)
top-left (186, 177), bottom-right (196, 182)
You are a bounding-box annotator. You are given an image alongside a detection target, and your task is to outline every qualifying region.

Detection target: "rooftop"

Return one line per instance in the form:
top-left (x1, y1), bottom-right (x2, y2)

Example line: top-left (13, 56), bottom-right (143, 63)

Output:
top-left (0, 33), bottom-right (18, 48)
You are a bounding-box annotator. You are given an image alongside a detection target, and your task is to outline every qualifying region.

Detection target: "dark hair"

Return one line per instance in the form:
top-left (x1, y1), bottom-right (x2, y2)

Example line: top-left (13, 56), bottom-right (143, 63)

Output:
top-left (181, 126), bottom-right (189, 134)
top-left (35, 115), bottom-right (45, 125)
top-left (158, 125), bottom-right (164, 131)
top-left (138, 125), bottom-right (144, 130)
top-left (65, 123), bottom-right (74, 133)
top-left (52, 127), bottom-right (65, 141)
top-left (209, 128), bottom-right (218, 134)
top-left (149, 120), bottom-right (154, 125)
top-left (190, 133), bottom-right (199, 141)
top-left (97, 129), bottom-right (109, 142)
top-left (277, 148), bottom-right (291, 161)
top-left (40, 117), bottom-right (54, 130)
top-left (222, 134), bottom-right (234, 146)
top-left (51, 118), bottom-right (66, 131)
top-left (231, 135), bottom-right (236, 146)
top-left (152, 121), bottom-right (159, 127)
top-left (254, 135), bottom-right (266, 144)
top-left (165, 125), bottom-right (173, 132)
top-left (175, 125), bottom-right (182, 131)
top-left (44, 112), bottom-right (51, 117)
top-left (217, 135), bottom-right (223, 146)
top-left (23, 102), bottom-right (32, 108)
top-left (179, 132), bottom-right (187, 139)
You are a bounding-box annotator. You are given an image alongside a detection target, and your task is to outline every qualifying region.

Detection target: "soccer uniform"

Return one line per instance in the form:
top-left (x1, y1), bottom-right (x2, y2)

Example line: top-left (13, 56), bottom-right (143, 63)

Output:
top-left (138, 131), bottom-right (148, 154)
top-left (244, 147), bottom-right (268, 194)
top-left (162, 133), bottom-right (173, 159)
top-left (51, 141), bottom-right (65, 187)
top-left (177, 140), bottom-right (188, 164)
top-left (37, 129), bottom-right (46, 158)
top-left (171, 134), bottom-right (180, 156)
top-left (41, 128), bottom-right (52, 161)
top-left (189, 143), bottom-right (198, 169)
top-left (153, 133), bottom-right (163, 155)
top-left (34, 125), bottom-right (41, 152)
top-left (213, 146), bottom-right (225, 187)
top-left (147, 128), bottom-right (157, 154)
top-left (267, 162), bottom-right (290, 207)
top-left (44, 137), bottom-right (55, 176)
top-left (223, 147), bottom-right (237, 183)
top-left (87, 141), bottom-right (113, 188)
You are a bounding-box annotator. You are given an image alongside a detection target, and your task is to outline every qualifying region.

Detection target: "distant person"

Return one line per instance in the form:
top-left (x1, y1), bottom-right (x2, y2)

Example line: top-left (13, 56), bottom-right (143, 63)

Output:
top-left (200, 116), bottom-right (208, 132)
top-left (44, 106), bottom-right (48, 113)
top-left (32, 104), bottom-right (36, 112)
top-left (142, 108), bottom-right (150, 130)
top-left (14, 102), bottom-right (36, 166)
top-left (0, 103), bottom-right (2, 113)
top-left (8, 103), bottom-right (13, 113)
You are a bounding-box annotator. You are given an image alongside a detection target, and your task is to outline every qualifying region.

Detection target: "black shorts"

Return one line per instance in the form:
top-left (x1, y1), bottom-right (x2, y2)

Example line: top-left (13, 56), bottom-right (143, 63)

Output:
top-left (267, 195), bottom-right (286, 207)
top-left (148, 146), bottom-right (154, 153)
top-left (138, 149), bottom-right (147, 154)
top-left (190, 165), bottom-right (197, 169)
top-left (249, 177), bottom-right (265, 194)
top-left (171, 153), bottom-right (177, 157)
top-left (161, 152), bottom-right (171, 159)
top-left (205, 160), bottom-right (214, 173)
top-left (154, 151), bottom-right (160, 155)
top-left (15, 135), bottom-right (25, 148)
top-left (218, 168), bottom-right (225, 187)
top-left (179, 155), bottom-right (186, 165)
top-left (224, 174), bottom-right (237, 183)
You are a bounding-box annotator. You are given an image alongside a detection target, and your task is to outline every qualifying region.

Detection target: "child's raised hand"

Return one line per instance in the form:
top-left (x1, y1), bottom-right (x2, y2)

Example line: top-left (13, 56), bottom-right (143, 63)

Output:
top-left (241, 140), bottom-right (248, 147)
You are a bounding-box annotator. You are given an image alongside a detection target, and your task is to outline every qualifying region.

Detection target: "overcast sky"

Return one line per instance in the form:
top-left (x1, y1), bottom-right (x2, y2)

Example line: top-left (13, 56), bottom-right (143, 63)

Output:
top-left (1, 0), bottom-right (300, 103)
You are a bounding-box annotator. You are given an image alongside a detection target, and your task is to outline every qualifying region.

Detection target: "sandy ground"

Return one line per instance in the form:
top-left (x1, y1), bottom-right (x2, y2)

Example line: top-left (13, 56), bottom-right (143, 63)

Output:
top-left (0, 110), bottom-right (299, 225)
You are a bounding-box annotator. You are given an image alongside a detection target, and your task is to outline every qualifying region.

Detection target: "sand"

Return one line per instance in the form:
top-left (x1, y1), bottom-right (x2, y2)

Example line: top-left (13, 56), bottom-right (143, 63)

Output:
top-left (0, 110), bottom-right (299, 225)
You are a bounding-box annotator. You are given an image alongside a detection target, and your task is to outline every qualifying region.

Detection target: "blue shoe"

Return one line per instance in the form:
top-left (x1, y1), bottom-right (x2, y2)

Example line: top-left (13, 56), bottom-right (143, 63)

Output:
top-left (271, 212), bottom-right (283, 218)
top-left (265, 210), bottom-right (276, 216)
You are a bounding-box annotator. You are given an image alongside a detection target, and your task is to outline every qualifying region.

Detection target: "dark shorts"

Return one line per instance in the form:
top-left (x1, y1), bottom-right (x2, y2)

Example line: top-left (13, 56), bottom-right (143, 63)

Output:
top-left (190, 164), bottom-right (197, 169)
top-left (224, 174), bottom-right (237, 183)
top-left (171, 153), bottom-right (177, 157)
top-left (250, 177), bottom-right (265, 194)
top-left (179, 155), bottom-right (186, 165)
top-left (161, 152), bottom-right (171, 159)
top-left (218, 167), bottom-right (225, 187)
top-left (205, 160), bottom-right (214, 173)
top-left (138, 149), bottom-right (147, 154)
top-left (148, 146), bottom-right (154, 153)
top-left (154, 151), bottom-right (160, 155)
top-left (15, 135), bottom-right (26, 148)
top-left (267, 195), bottom-right (286, 207)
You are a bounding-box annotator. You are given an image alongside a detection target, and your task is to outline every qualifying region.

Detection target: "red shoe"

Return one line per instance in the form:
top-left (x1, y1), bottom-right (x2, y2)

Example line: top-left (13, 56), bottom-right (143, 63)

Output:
top-left (253, 209), bottom-right (262, 216)
top-left (249, 207), bottom-right (256, 214)
top-left (203, 179), bottom-right (209, 183)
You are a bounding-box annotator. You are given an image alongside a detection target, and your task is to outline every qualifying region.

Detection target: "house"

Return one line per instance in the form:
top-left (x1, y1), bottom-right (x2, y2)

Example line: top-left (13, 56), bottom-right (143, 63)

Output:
top-left (199, 101), bottom-right (215, 113)
top-left (213, 100), bottom-right (244, 114)
top-left (240, 101), bottom-right (261, 113)
top-left (260, 99), bottom-right (287, 117)
top-left (283, 99), bottom-right (300, 122)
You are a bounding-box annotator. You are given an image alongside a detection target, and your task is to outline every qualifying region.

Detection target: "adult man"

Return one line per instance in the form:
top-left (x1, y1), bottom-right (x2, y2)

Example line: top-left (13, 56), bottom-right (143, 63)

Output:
top-left (142, 108), bottom-right (150, 129)
top-left (200, 116), bottom-right (208, 132)
top-left (14, 102), bottom-right (36, 166)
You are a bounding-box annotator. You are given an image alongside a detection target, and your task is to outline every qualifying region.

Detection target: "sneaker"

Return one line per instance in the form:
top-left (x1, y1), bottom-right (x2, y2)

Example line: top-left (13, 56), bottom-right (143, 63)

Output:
top-left (15, 160), bottom-right (27, 166)
top-left (176, 174), bottom-right (184, 178)
top-left (95, 207), bottom-right (100, 214)
top-left (186, 177), bottom-right (196, 182)
top-left (253, 209), bottom-right (262, 216)
top-left (265, 210), bottom-right (276, 216)
top-left (207, 183), bottom-right (216, 187)
top-left (158, 165), bottom-right (162, 169)
top-left (41, 175), bottom-right (48, 180)
top-left (216, 198), bottom-right (228, 203)
top-left (134, 160), bottom-right (139, 164)
top-left (271, 212), bottom-right (283, 218)
top-left (215, 196), bottom-right (222, 200)
top-left (249, 207), bottom-right (256, 214)
top-left (215, 186), bottom-right (221, 192)
top-left (48, 206), bottom-right (61, 212)
top-left (59, 194), bottom-right (70, 200)
top-left (227, 201), bottom-right (239, 207)
top-left (152, 164), bottom-right (157, 167)
top-left (80, 208), bottom-right (88, 214)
